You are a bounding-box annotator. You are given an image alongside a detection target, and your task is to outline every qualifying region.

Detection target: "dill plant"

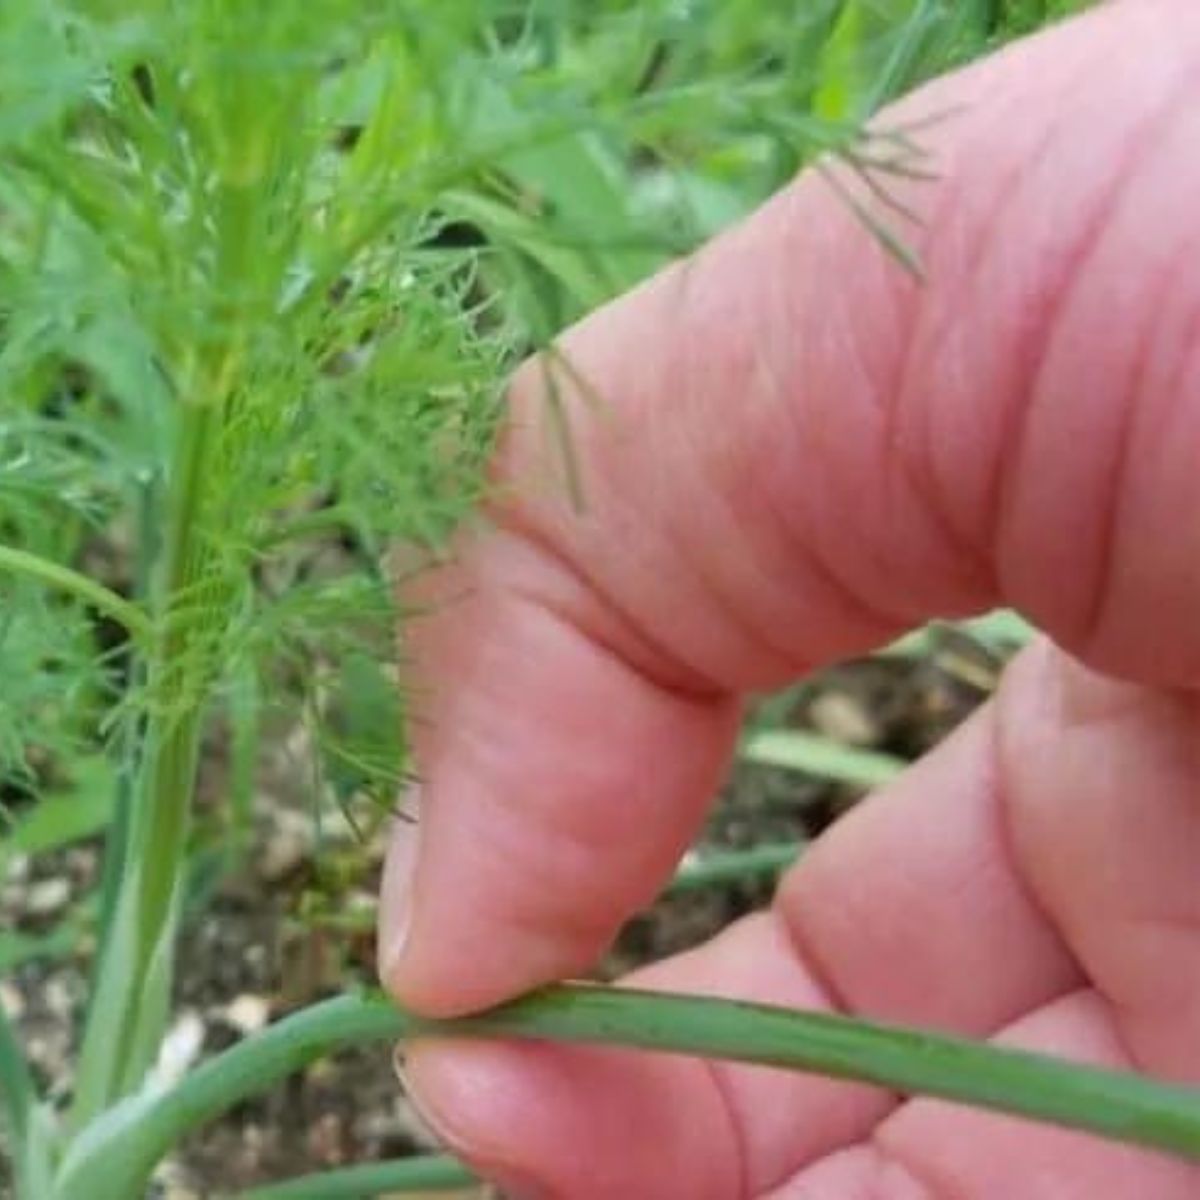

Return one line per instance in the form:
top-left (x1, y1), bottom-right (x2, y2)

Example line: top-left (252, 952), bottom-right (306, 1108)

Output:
top-left (6, 2), bottom-right (1189, 1199)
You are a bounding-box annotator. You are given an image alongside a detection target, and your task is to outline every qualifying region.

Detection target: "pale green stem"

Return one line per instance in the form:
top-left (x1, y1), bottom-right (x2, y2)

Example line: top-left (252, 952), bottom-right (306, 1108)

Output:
top-left (0, 995), bottom-right (35, 1143)
top-left (665, 842), bottom-right (802, 894)
top-left (238, 1156), bottom-right (477, 1199)
top-left (70, 399), bottom-right (221, 1129)
top-left (740, 728), bottom-right (905, 788)
top-left (70, 160), bottom-right (254, 1129)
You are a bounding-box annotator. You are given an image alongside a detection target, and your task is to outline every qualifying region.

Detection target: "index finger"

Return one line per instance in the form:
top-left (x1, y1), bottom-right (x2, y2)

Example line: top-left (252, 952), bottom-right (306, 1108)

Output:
top-left (381, 0), bottom-right (1200, 1015)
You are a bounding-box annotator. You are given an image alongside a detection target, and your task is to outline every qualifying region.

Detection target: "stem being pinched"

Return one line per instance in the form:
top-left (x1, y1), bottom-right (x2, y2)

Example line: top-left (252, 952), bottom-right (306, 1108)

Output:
top-left (58, 984), bottom-right (1200, 1197)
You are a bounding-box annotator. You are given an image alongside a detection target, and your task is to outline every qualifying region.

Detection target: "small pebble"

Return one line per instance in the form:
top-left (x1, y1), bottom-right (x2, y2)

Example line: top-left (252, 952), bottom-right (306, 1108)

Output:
top-left (223, 993), bottom-right (271, 1035)
top-left (25, 877), bottom-right (71, 917)
top-left (808, 691), bottom-right (881, 747)
top-left (153, 1011), bottom-right (206, 1088)
top-left (0, 980), bottom-right (25, 1020)
top-left (259, 809), bottom-right (314, 882)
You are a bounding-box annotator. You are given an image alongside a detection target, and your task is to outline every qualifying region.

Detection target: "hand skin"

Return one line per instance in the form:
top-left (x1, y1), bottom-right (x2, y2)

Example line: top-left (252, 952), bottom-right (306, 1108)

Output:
top-left (377, 2), bottom-right (1200, 1195)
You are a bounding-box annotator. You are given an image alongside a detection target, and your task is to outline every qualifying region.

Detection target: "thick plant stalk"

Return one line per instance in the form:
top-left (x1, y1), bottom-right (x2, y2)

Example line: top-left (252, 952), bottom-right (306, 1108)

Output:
top-left (70, 399), bottom-right (222, 1129)
top-left (55, 985), bottom-right (1200, 1197)
top-left (70, 146), bottom-right (256, 1127)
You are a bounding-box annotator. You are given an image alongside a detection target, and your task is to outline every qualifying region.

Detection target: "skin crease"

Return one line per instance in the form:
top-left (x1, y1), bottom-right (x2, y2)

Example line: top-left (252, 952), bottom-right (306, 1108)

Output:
top-left (378, 2), bottom-right (1200, 1196)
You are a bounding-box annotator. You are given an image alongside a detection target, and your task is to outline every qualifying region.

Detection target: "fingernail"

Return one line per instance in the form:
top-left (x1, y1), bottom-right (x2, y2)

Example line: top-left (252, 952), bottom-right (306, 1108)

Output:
top-left (393, 1045), bottom-right (553, 1200)
top-left (378, 787), bottom-right (422, 986)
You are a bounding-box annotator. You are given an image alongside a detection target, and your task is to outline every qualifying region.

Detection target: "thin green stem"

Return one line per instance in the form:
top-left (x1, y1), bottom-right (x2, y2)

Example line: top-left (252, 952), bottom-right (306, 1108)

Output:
top-left (0, 544), bottom-right (153, 641)
top-left (89, 479), bottom-right (157, 1029)
top-left (0, 993), bottom-right (35, 1144)
top-left (664, 843), bottom-right (803, 894)
top-left (864, 0), bottom-right (943, 113)
top-left (740, 728), bottom-right (905, 789)
top-left (237, 1155), bottom-right (477, 1199)
top-left (58, 985), bottom-right (1200, 1196)
top-left (432, 988), bottom-right (1200, 1158)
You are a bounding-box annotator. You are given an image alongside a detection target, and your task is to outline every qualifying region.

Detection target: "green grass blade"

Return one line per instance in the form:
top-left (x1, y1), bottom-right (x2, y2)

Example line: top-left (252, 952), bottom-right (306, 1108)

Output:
top-left (862, 0), bottom-right (946, 113)
top-left (237, 1155), bottom-right (478, 1199)
top-left (0, 756), bottom-right (115, 864)
top-left (666, 843), bottom-right (802, 895)
top-left (813, 0), bottom-right (865, 122)
top-left (15, 1102), bottom-right (58, 1200)
top-left (0, 901), bottom-right (93, 973)
top-left (740, 729), bottom-right (905, 788)
top-left (61, 985), bottom-right (1200, 1195)
top-left (0, 989), bottom-right (36, 1143)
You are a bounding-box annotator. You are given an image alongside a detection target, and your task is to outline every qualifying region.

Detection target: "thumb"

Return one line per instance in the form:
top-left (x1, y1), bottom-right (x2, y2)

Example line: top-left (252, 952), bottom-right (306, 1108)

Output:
top-left (381, 0), bottom-right (1200, 1015)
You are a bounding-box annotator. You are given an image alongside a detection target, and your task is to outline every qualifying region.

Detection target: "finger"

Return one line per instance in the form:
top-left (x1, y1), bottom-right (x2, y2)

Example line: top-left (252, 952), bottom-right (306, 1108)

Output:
top-left (400, 643), bottom-right (1200, 1197)
top-left (400, 914), bottom-right (879, 1200)
top-left (998, 650), bottom-right (1200, 1081)
top-left (397, 664), bottom-right (1065, 1197)
top-left (774, 655), bottom-right (1081, 1036)
top-left (383, 535), bottom-right (742, 1013)
top-left (382, 0), bottom-right (1200, 1013)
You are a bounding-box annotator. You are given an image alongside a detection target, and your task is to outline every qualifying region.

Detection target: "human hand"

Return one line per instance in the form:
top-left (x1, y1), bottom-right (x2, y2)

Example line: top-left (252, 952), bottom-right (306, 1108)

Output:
top-left (378, 2), bottom-right (1200, 1195)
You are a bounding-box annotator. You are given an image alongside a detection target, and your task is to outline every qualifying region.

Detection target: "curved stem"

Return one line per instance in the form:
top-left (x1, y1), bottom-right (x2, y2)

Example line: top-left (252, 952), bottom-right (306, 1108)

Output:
top-left (237, 1155), bottom-right (476, 1199)
top-left (0, 544), bottom-right (152, 641)
top-left (58, 984), bottom-right (1200, 1197)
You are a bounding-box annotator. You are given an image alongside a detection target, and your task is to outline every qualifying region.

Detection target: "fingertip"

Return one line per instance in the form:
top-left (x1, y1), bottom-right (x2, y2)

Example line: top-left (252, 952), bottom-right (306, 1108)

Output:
top-left (383, 585), bottom-right (741, 1014)
top-left (378, 791), bottom-right (422, 997)
top-left (397, 1038), bottom-right (556, 1198)
top-left (398, 1034), bottom-right (739, 1199)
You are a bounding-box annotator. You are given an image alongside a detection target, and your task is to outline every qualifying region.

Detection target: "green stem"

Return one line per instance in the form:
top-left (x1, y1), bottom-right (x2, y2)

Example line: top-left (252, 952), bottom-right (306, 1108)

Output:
top-left (740, 728), bottom-right (905, 788)
top-left (238, 1155), bottom-right (477, 1199)
top-left (70, 402), bottom-right (221, 1129)
top-left (69, 161), bottom-right (257, 1136)
top-left (57, 985), bottom-right (1200, 1196)
top-left (0, 544), bottom-right (152, 640)
top-left (0, 994), bottom-right (35, 1143)
top-left (664, 842), bottom-right (802, 894)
